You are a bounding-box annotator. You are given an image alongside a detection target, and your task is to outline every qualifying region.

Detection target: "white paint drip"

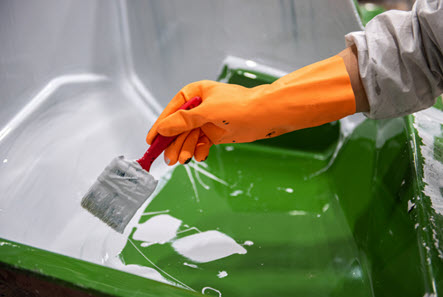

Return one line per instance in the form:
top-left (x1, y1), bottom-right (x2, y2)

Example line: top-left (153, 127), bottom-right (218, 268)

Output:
top-left (217, 271), bottom-right (228, 278)
top-left (289, 210), bottom-right (307, 216)
top-left (202, 286), bottom-right (222, 297)
top-left (277, 187), bottom-right (294, 193)
top-left (188, 163), bottom-right (229, 186)
top-left (246, 183), bottom-right (254, 197)
top-left (183, 262), bottom-right (199, 269)
top-left (408, 200), bottom-right (415, 212)
top-left (133, 214), bottom-right (182, 244)
top-left (243, 240), bottom-right (254, 246)
top-left (230, 190), bottom-right (243, 197)
top-left (184, 165), bottom-right (200, 203)
top-left (225, 146), bottom-right (234, 151)
top-left (322, 203), bottom-right (330, 213)
top-left (172, 230), bottom-right (247, 263)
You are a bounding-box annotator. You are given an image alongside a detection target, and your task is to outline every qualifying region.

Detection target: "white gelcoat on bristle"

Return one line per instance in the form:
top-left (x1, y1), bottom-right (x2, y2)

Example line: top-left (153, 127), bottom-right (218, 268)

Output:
top-left (81, 156), bottom-right (158, 233)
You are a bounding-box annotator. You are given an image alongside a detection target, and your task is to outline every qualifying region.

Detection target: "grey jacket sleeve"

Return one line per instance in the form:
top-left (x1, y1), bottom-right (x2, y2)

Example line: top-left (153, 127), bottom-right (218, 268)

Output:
top-left (345, 0), bottom-right (443, 119)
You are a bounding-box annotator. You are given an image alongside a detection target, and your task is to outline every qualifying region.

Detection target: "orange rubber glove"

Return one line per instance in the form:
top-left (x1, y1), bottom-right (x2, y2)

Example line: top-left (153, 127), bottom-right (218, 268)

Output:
top-left (147, 55), bottom-right (356, 165)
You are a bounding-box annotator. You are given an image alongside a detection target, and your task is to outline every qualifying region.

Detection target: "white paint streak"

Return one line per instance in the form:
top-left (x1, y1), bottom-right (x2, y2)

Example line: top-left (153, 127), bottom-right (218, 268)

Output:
top-left (128, 239), bottom-right (195, 291)
top-left (414, 108), bottom-right (443, 215)
top-left (183, 262), bottom-right (198, 269)
top-left (141, 209), bottom-right (170, 216)
top-left (230, 190), bottom-right (243, 197)
top-left (184, 165), bottom-right (200, 203)
top-left (188, 163), bottom-right (229, 186)
top-left (194, 163), bottom-right (210, 190)
top-left (202, 286), bottom-right (222, 297)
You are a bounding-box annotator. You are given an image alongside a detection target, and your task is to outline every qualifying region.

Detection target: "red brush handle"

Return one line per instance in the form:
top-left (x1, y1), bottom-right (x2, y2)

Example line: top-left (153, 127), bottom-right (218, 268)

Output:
top-left (137, 96), bottom-right (202, 172)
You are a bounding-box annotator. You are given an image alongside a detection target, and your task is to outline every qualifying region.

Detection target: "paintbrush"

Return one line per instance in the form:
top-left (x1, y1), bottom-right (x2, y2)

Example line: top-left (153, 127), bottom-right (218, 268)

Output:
top-left (81, 96), bottom-right (202, 233)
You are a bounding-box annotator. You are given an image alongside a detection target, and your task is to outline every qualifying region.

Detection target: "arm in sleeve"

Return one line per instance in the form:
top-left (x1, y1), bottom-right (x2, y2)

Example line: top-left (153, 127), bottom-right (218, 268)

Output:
top-left (345, 0), bottom-right (443, 119)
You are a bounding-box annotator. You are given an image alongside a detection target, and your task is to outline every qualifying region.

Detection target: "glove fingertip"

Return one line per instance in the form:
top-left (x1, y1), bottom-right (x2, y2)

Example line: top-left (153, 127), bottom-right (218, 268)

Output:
top-left (146, 132), bottom-right (156, 145)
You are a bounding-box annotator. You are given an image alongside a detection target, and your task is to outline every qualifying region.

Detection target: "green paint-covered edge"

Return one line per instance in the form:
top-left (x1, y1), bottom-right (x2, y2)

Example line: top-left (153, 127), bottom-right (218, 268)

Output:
top-left (0, 238), bottom-right (201, 297)
top-left (404, 107), bottom-right (443, 295)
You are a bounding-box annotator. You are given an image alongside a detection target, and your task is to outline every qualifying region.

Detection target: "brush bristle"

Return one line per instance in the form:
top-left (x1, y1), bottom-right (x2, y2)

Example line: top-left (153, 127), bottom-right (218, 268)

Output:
top-left (81, 156), bottom-right (158, 233)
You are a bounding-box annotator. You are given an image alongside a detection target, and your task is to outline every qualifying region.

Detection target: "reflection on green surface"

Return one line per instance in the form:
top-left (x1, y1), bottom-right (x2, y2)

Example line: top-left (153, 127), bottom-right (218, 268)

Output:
top-left (117, 67), bottom-right (430, 296)
top-left (120, 141), bottom-right (373, 296)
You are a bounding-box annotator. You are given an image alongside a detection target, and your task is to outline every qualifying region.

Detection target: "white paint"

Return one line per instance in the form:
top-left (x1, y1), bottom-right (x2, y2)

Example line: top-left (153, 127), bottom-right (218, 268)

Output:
top-left (278, 187), bottom-right (293, 193)
top-left (243, 240), bottom-right (254, 246)
top-left (322, 203), bottom-right (330, 213)
top-left (194, 162), bottom-right (210, 190)
top-left (141, 210), bottom-right (170, 216)
top-left (183, 262), bottom-right (198, 269)
top-left (230, 190), bottom-right (243, 197)
top-left (217, 271), bottom-right (228, 278)
top-left (140, 242), bottom-right (153, 248)
top-left (133, 214), bottom-right (182, 244)
top-left (202, 286), bottom-right (222, 297)
top-left (172, 230), bottom-right (247, 263)
top-left (289, 210), bottom-right (307, 216)
top-left (408, 200), bottom-right (415, 212)
top-left (414, 108), bottom-right (443, 214)
top-left (2, 159), bottom-right (7, 163)
top-left (184, 165), bottom-right (200, 203)
top-left (128, 239), bottom-right (194, 291)
top-left (225, 146), bottom-right (234, 151)
top-left (188, 162), bottom-right (229, 186)
top-left (246, 183), bottom-right (254, 197)
top-left (114, 263), bottom-right (171, 285)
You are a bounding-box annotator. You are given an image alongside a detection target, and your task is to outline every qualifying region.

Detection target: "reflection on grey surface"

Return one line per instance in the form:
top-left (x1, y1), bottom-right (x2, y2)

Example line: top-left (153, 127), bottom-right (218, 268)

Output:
top-left (0, 0), bottom-right (361, 278)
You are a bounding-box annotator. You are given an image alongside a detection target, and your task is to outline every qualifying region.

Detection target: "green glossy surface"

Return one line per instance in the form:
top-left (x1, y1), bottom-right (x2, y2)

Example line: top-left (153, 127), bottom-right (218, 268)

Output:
top-left (353, 1), bottom-right (385, 26)
top-left (117, 69), bottom-right (435, 296)
top-left (1, 66), bottom-right (442, 296)
top-left (0, 239), bottom-right (200, 297)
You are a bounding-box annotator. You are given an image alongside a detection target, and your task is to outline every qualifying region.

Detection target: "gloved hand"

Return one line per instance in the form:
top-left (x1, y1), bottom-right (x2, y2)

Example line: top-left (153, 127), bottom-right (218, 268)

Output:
top-left (147, 55), bottom-right (356, 165)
